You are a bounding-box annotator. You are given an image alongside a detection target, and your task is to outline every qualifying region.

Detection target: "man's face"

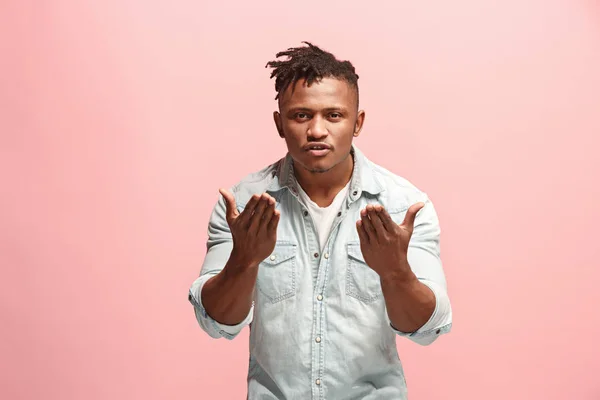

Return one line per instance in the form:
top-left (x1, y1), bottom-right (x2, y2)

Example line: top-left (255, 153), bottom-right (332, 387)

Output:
top-left (273, 77), bottom-right (365, 175)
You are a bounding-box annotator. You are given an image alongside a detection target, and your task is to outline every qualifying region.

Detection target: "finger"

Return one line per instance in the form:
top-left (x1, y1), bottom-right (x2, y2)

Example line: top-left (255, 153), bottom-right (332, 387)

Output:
top-left (219, 188), bottom-right (239, 224)
top-left (267, 209), bottom-right (280, 234)
top-left (258, 195), bottom-right (276, 232)
top-left (376, 206), bottom-right (397, 232)
top-left (401, 202), bottom-right (426, 230)
top-left (237, 194), bottom-right (262, 228)
top-left (360, 208), bottom-right (376, 241)
top-left (356, 220), bottom-right (369, 244)
top-left (368, 205), bottom-right (386, 236)
top-left (248, 194), bottom-right (271, 233)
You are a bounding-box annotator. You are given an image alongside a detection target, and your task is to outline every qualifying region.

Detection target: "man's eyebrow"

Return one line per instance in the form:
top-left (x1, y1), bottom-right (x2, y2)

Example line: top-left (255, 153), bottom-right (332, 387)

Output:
top-left (286, 106), bottom-right (348, 112)
top-left (287, 107), bottom-right (314, 112)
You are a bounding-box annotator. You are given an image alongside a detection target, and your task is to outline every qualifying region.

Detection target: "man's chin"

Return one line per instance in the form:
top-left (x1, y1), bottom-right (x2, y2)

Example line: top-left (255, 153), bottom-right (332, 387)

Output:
top-left (308, 167), bottom-right (331, 174)
top-left (296, 152), bottom-right (351, 174)
top-left (300, 162), bottom-right (332, 174)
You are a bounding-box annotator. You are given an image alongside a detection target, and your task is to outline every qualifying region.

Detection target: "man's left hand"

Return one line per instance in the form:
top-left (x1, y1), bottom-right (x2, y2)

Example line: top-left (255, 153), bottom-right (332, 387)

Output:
top-left (356, 202), bottom-right (425, 281)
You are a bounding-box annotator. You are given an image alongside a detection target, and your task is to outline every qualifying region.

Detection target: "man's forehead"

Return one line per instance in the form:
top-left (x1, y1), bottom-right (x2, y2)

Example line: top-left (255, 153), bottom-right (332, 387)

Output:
top-left (279, 77), bottom-right (356, 109)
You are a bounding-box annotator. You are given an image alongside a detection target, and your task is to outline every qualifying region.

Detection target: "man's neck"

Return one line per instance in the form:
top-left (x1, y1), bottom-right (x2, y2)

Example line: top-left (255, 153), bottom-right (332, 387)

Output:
top-left (294, 152), bottom-right (354, 207)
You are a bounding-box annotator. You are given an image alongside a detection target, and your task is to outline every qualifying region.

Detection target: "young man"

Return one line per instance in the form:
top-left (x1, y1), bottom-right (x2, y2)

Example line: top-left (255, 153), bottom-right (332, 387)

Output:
top-left (188, 42), bottom-right (452, 399)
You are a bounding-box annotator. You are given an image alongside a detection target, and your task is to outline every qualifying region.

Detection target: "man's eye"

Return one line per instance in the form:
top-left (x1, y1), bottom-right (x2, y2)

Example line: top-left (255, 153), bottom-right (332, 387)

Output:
top-left (330, 113), bottom-right (341, 118)
top-left (296, 113), bottom-right (309, 119)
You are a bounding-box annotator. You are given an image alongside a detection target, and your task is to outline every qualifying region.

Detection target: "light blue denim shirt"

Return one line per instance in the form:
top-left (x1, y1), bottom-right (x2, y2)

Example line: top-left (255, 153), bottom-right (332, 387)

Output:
top-left (189, 146), bottom-right (452, 399)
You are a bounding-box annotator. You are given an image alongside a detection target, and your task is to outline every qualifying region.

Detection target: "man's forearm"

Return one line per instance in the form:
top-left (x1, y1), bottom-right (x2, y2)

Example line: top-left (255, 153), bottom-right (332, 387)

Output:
top-left (380, 261), bottom-right (436, 333)
top-left (200, 254), bottom-right (259, 326)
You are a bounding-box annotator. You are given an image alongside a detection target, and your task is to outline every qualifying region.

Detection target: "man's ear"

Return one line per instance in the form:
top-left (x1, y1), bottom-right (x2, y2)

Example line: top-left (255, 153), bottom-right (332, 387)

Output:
top-left (273, 111), bottom-right (284, 138)
top-left (353, 110), bottom-right (365, 137)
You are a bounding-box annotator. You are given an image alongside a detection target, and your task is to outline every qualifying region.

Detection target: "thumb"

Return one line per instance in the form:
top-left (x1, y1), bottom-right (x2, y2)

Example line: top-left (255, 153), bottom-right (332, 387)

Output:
top-left (401, 202), bottom-right (425, 230)
top-left (219, 188), bottom-right (239, 224)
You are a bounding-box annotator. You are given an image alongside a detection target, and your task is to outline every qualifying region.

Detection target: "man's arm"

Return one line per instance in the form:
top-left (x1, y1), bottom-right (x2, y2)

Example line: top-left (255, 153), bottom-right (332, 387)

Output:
top-left (380, 269), bottom-right (436, 333)
top-left (201, 253), bottom-right (259, 326)
top-left (189, 189), bottom-right (279, 339)
top-left (357, 198), bottom-right (452, 345)
top-left (385, 199), bottom-right (452, 345)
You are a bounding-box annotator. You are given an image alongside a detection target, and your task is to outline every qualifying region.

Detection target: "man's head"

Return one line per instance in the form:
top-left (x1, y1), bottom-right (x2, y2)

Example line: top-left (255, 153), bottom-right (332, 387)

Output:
top-left (266, 42), bottom-right (365, 177)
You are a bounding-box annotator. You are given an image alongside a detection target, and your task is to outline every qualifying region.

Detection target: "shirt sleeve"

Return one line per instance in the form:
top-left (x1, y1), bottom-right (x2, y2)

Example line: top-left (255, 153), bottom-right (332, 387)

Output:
top-left (389, 197), bottom-right (453, 346)
top-left (188, 191), bottom-right (254, 340)
top-left (188, 273), bottom-right (254, 340)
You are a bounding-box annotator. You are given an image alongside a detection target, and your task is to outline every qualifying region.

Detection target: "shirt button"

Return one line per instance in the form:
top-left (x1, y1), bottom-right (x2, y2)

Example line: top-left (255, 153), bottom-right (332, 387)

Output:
top-left (314, 252), bottom-right (319, 258)
top-left (352, 190), bottom-right (358, 196)
top-left (270, 255), bottom-right (276, 261)
top-left (436, 329), bottom-right (441, 334)
top-left (337, 211), bottom-right (342, 217)
top-left (324, 253), bottom-right (329, 259)
top-left (303, 210), bottom-right (308, 217)
top-left (315, 337), bottom-right (321, 343)
top-left (315, 379), bottom-right (321, 385)
top-left (317, 295), bottom-right (323, 301)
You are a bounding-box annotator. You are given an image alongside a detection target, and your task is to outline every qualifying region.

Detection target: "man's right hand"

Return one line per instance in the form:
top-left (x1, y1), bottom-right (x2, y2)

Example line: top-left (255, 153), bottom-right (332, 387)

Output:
top-left (219, 188), bottom-right (280, 269)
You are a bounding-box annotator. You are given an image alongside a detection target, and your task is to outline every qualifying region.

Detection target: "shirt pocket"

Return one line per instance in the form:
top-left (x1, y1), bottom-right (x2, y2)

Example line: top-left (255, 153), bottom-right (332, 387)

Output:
top-left (256, 242), bottom-right (297, 304)
top-left (346, 242), bottom-right (383, 304)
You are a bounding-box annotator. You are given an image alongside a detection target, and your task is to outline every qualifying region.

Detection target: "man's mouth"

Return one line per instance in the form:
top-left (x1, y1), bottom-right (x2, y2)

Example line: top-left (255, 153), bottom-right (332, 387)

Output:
top-left (304, 143), bottom-right (332, 151)
top-left (305, 145), bottom-right (331, 157)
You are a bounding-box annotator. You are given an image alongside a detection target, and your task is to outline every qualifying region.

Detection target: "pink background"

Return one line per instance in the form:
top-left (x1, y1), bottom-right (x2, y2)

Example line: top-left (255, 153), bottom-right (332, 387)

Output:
top-left (2, 0), bottom-right (599, 399)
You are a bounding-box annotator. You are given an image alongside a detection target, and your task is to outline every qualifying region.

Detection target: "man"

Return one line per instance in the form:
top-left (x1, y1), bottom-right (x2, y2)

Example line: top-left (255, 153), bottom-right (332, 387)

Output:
top-left (188, 42), bottom-right (452, 399)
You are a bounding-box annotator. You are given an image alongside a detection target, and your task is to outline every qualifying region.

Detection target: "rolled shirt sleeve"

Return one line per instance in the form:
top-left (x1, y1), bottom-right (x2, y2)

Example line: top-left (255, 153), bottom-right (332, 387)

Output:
top-left (188, 273), bottom-right (254, 340)
top-left (390, 279), bottom-right (452, 346)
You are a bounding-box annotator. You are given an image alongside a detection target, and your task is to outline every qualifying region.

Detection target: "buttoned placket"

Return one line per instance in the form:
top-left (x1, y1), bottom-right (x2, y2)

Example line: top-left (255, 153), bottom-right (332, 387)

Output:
top-left (295, 187), bottom-right (359, 400)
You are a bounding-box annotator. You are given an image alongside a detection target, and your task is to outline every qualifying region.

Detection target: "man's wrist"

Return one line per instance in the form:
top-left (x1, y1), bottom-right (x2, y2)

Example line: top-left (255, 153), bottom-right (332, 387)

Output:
top-left (379, 259), bottom-right (418, 288)
top-left (224, 251), bottom-right (260, 279)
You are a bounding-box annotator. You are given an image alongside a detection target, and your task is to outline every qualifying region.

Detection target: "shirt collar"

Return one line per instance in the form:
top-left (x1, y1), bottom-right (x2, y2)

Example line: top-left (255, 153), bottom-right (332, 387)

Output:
top-left (266, 144), bottom-right (384, 198)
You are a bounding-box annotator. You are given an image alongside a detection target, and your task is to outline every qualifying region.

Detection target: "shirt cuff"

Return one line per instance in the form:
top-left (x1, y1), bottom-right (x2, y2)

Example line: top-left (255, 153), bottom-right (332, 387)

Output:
top-left (390, 279), bottom-right (452, 345)
top-left (188, 273), bottom-right (254, 340)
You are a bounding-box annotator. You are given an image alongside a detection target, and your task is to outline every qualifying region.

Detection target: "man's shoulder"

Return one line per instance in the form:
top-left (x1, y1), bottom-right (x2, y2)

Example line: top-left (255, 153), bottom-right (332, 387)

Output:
top-left (229, 157), bottom-right (285, 207)
top-left (368, 158), bottom-right (430, 209)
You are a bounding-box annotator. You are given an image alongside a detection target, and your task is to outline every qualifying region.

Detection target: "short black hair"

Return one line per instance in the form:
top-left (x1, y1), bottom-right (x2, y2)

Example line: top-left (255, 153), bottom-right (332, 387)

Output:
top-left (265, 41), bottom-right (359, 103)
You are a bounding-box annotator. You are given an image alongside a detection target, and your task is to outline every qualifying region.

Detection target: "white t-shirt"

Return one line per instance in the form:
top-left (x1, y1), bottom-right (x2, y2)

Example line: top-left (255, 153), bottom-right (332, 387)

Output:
top-left (296, 181), bottom-right (351, 252)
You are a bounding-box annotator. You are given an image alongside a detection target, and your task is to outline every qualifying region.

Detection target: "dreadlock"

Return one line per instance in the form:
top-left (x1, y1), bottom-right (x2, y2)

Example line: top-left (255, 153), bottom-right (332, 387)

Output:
top-left (265, 41), bottom-right (359, 104)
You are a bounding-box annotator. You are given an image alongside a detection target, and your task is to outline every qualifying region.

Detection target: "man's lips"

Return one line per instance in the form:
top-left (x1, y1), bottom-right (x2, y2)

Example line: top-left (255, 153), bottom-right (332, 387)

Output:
top-left (303, 143), bottom-right (332, 151)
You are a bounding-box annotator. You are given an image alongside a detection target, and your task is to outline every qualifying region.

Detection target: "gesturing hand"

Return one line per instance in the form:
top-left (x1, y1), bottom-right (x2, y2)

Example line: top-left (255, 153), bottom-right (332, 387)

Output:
top-left (356, 202), bottom-right (425, 281)
top-left (219, 188), bottom-right (280, 268)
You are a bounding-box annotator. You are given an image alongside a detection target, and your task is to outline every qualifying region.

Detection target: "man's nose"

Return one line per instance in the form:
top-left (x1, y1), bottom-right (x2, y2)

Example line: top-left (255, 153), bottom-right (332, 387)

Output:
top-left (307, 116), bottom-right (328, 139)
